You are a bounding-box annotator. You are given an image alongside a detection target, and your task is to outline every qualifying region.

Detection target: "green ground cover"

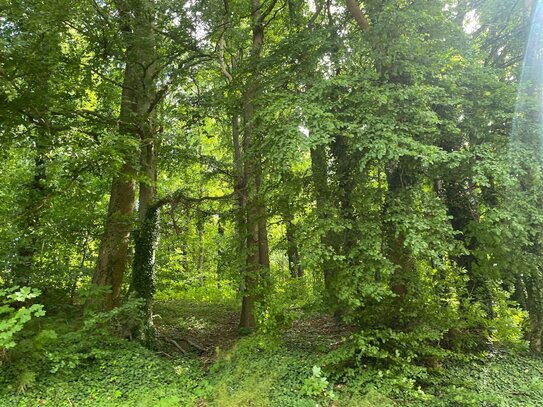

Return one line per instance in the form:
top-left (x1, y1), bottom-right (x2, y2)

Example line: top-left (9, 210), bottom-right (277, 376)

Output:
top-left (2, 300), bottom-right (542, 407)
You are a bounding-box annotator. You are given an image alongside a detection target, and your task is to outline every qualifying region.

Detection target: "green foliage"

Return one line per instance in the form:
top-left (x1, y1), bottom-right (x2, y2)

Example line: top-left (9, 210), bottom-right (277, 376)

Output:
top-left (411, 352), bottom-right (543, 406)
top-left (82, 297), bottom-right (145, 340)
top-left (0, 286), bottom-right (44, 352)
top-left (325, 328), bottom-right (440, 401)
top-left (255, 278), bottom-right (308, 346)
top-left (1, 337), bottom-right (203, 406)
top-left (206, 334), bottom-right (323, 407)
top-left (1, 0), bottom-right (543, 405)
top-left (300, 365), bottom-right (337, 404)
top-left (0, 304), bottom-right (203, 406)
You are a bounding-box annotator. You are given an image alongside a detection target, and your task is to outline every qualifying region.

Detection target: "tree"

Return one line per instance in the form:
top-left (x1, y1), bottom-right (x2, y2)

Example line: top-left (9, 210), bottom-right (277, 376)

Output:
top-left (91, 0), bottom-right (159, 311)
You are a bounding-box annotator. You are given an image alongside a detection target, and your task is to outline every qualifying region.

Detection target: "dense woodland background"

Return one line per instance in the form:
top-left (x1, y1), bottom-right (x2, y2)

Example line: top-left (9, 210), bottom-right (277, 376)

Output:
top-left (2, 0), bottom-right (543, 405)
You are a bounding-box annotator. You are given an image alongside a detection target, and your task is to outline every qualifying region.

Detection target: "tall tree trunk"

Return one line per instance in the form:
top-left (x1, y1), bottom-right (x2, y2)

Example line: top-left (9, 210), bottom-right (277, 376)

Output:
top-left (92, 167), bottom-right (136, 310)
top-left (278, 170), bottom-right (303, 278)
top-left (232, 114), bottom-right (247, 250)
top-left (239, 0), bottom-right (271, 331)
top-left (132, 0), bottom-right (159, 342)
top-left (306, 0), bottom-right (370, 305)
top-left (239, 83), bottom-right (261, 329)
top-left (327, 134), bottom-right (358, 318)
top-left (132, 135), bottom-right (158, 341)
top-left (91, 0), bottom-right (158, 311)
top-left (330, 134), bottom-right (357, 253)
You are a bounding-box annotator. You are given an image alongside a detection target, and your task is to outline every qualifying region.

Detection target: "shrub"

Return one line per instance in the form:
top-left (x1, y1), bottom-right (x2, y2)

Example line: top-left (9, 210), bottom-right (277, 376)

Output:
top-left (0, 286), bottom-right (45, 355)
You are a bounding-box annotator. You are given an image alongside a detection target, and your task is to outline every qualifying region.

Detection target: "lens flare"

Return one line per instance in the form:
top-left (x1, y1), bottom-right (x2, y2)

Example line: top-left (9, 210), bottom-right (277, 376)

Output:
top-left (512, 1), bottom-right (543, 151)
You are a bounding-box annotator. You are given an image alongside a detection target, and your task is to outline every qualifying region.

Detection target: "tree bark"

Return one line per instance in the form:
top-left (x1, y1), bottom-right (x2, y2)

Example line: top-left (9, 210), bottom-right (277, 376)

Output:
top-left (346, 0), bottom-right (369, 30)
top-left (91, 0), bottom-right (158, 311)
top-left (285, 217), bottom-right (303, 278)
top-left (197, 214), bottom-right (205, 282)
top-left (278, 170), bottom-right (302, 279)
top-left (216, 219), bottom-right (225, 286)
top-left (239, 0), bottom-right (272, 331)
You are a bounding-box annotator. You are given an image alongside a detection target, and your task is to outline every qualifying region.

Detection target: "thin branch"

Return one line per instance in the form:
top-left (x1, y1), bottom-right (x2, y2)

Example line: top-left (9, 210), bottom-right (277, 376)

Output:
top-left (152, 190), bottom-right (235, 211)
top-left (90, 0), bottom-right (113, 28)
top-left (219, 36), bottom-right (233, 82)
top-left (165, 338), bottom-right (188, 354)
top-left (308, 0), bottom-right (324, 26)
top-left (263, 3), bottom-right (287, 28)
top-left (259, 0), bottom-right (280, 24)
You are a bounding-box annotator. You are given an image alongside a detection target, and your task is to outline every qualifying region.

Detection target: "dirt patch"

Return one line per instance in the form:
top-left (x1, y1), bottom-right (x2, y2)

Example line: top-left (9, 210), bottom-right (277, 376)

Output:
top-left (153, 300), bottom-right (240, 365)
top-left (153, 301), bottom-right (354, 364)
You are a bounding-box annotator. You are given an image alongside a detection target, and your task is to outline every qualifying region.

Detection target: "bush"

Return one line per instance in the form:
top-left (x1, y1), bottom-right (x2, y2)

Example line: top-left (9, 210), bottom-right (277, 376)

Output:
top-left (0, 286), bottom-right (45, 355)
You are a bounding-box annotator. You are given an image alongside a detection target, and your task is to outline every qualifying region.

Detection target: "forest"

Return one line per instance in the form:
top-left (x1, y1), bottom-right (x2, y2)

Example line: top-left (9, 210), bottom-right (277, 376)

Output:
top-left (2, 0), bottom-right (543, 405)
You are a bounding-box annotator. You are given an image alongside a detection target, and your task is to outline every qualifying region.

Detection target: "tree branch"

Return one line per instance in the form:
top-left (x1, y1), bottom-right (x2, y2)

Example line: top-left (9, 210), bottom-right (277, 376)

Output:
top-left (345, 0), bottom-right (369, 30)
top-left (152, 190), bottom-right (235, 211)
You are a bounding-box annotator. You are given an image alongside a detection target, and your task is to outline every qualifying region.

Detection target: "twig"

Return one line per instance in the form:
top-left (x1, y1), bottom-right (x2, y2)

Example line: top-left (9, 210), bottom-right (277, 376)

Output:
top-left (166, 338), bottom-right (188, 354)
top-left (182, 336), bottom-right (206, 353)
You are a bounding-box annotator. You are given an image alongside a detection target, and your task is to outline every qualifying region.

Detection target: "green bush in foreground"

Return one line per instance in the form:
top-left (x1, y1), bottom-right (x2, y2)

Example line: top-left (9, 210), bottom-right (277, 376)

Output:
top-left (0, 286), bottom-right (45, 353)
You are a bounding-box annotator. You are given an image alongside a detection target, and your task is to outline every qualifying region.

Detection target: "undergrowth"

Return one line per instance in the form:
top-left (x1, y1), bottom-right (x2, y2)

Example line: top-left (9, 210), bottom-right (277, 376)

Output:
top-left (1, 299), bottom-right (543, 406)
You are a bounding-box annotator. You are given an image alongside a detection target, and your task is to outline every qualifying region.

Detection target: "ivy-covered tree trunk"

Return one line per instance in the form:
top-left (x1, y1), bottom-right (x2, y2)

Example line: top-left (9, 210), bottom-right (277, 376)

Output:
top-left (91, 0), bottom-right (158, 311)
top-left (328, 133), bottom-right (359, 316)
top-left (384, 159), bottom-right (418, 315)
top-left (525, 274), bottom-right (543, 352)
top-left (310, 145), bottom-right (338, 294)
top-left (132, 134), bottom-right (158, 340)
top-left (330, 135), bottom-right (358, 256)
top-left (132, 204), bottom-right (159, 342)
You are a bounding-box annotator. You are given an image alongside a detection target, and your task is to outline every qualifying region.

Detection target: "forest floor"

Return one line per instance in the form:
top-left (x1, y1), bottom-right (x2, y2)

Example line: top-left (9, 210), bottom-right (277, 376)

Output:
top-left (2, 299), bottom-right (543, 406)
top-left (153, 300), bottom-right (354, 365)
